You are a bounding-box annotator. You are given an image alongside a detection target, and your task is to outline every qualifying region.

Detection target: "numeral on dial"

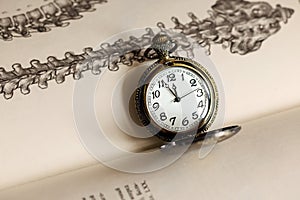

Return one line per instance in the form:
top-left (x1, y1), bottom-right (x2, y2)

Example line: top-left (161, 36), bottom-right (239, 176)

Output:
top-left (169, 117), bottom-right (176, 126)
top-left (152, 102), bottom-right (159, 111)
top-left (158, 80), bottom-right (167, 88)
top-left (182, 117), bottom-right (189, 126)
top-left (167, 73), bottom-right (176, 82)
top-left (160, 112), bottom-right (167, 121)
top-left (197, 89), bottom-right (203, 97)
top-left (190, 79), bottom-right (197, 87)
top-left (152, 90), bottom-right (160, 99)
top-left (198, 100), bottom-right (204, 108)
top-left (192, 112), bottom-right (199, 120)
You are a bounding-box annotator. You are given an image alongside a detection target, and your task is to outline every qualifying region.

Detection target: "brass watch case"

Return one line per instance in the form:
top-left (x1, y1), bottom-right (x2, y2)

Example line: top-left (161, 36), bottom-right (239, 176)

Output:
top-left (134, 56), bottom-right (219, 142)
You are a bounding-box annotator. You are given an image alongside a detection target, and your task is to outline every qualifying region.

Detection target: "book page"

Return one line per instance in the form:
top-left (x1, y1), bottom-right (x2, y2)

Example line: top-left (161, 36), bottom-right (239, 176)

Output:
top-left (1, 106), bottom-right (300, 199)
top-left (0, 0), bottom-right (299, 190)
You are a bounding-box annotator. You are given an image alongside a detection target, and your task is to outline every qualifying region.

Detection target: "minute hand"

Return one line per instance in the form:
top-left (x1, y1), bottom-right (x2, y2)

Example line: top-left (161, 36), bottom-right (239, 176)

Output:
top-left (179, 88), bottom-right (198, 100)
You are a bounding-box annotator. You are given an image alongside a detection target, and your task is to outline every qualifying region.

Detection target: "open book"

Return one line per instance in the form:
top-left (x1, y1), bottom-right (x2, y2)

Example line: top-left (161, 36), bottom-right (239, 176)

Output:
top-left (1, 107), bottom-right (300, 199)
top-left (0, 0), bottom-right (299, 199)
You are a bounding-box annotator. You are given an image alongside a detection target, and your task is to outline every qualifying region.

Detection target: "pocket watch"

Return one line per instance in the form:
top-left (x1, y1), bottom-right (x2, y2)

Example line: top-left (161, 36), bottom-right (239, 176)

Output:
top-left (134, 33), bottom-right (218, 142)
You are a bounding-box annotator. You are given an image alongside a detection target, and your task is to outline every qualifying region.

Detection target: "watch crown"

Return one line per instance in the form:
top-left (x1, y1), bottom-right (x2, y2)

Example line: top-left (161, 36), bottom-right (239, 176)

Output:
top-left (145, 33), bottom-right (178, 59)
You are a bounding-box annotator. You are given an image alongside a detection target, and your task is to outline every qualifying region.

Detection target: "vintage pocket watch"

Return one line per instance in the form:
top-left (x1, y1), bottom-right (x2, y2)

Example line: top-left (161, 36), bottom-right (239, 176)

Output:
top-left (134, 34), bottom-right (218, 142)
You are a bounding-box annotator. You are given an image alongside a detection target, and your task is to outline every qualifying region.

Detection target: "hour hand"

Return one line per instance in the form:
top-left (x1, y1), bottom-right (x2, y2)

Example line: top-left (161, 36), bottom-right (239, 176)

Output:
top-left (172, 83), bottom-right (180, 102)
top-left (166, 84), bottom-right (180, 102)
top-left (172, 83), bottom-right (178, 97)
top-left (166, 84), bottom-right (176, 97)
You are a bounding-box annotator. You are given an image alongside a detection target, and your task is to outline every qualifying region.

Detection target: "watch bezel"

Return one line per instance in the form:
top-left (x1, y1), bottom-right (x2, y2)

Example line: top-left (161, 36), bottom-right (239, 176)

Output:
top-left (135, 56), bottom-right (218, 142)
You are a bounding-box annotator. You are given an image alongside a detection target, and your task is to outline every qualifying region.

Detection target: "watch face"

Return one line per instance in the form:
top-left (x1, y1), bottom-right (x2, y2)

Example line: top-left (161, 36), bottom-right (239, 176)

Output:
top-left (145, 66), bottom-right (211, 133)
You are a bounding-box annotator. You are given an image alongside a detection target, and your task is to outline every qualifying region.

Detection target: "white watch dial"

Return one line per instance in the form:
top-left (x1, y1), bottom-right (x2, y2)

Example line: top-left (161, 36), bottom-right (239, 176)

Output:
top-left (146, 66), bottom-right (210, 133)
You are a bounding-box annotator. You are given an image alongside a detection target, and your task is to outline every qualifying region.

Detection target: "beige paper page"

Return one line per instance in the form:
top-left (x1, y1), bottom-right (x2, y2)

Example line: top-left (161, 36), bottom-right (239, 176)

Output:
top-left (1, 106), bottom-right (300, 199)
top-left (0, 0), bottom-right (299, 190)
